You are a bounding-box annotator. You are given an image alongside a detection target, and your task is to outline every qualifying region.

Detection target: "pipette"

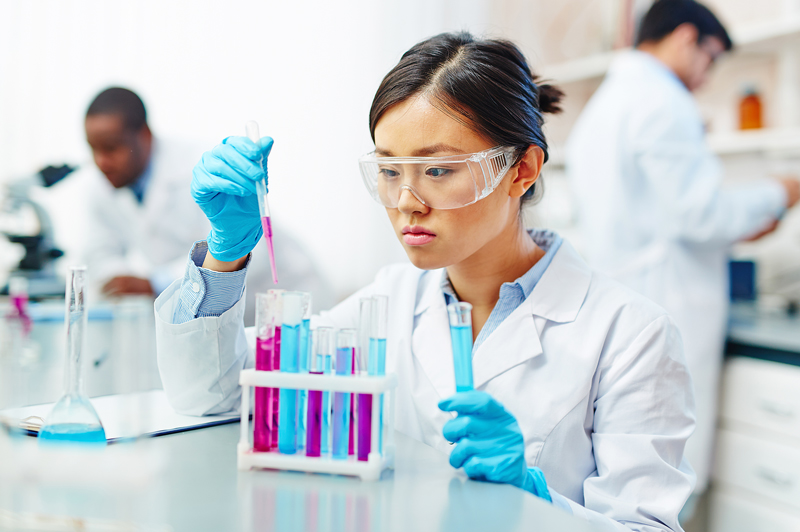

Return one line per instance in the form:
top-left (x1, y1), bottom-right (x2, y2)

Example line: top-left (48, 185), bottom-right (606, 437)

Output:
top-left (245, 120), bottom-right (279, 285)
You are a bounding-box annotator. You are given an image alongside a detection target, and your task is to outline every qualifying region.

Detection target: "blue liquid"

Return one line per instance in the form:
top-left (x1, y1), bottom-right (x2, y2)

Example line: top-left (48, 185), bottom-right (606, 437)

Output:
top-left (297, 319), bottom-right (310, 450)
top-left (278, 323), bottom-right (300, 454)
top-left (368, 338), bottom-right (386, 377)
top-left (450, 324), bottom-right (474, 392)
top-left (39, 423), bottom-right (106, 445)
top-left (332, 347), bottom-right (353, 459)
top-left (321, 353), bottom-right (333, 454)
top-left (369, 337), bottom-right (386, 452)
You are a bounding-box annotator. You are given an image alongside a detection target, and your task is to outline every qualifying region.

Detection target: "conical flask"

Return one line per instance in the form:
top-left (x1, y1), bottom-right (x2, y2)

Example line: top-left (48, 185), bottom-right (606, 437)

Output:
top-left (39, 266), bottom-right (106, 444)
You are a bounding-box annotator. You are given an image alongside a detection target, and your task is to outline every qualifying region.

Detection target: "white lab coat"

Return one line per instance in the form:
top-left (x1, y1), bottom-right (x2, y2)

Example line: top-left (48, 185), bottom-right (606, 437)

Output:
top-left (45, 137), bottom-right (332, 321)
top-left (565, 51), bottom-right (787, 494)
top-left (155, 238), bottom-right (696, 532)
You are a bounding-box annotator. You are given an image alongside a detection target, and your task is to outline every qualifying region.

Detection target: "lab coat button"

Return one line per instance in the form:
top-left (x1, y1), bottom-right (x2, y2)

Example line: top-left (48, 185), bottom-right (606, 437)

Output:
top-left (192, 282), bottom-right (200, 293)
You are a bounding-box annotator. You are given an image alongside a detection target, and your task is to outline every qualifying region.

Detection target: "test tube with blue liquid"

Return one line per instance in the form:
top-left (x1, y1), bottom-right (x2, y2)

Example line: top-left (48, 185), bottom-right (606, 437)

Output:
top-left (332, 329), bottom-right (355, 459)
top-left (356, 297), bottom-right (373, 461)
top-left (370, 295), bottom-right (388, 452)
top-left (296, 297), bottom-right (312, 451)
top-left (447, 302), bottom-right (474, 392)
top-left (306, 327), bottom-right (330, 457)
top-left (277, 291), bottom-right (309, 454)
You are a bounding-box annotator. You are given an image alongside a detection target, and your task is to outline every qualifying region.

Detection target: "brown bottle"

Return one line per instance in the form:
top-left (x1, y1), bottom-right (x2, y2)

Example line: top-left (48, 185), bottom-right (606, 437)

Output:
top-left (739, 86), bottom-right (763, 130)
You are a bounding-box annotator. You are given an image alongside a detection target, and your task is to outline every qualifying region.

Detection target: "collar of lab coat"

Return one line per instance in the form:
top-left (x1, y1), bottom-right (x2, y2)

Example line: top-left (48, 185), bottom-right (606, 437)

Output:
top-left (411, 239), bottom-right (592, 392)
top-left (609, 50), bottom-right (685, 91)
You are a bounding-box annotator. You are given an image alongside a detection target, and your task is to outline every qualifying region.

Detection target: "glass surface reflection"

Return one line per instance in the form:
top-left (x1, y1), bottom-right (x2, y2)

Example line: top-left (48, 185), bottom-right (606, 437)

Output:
top-left (242, 473), bottom-right (382, 532)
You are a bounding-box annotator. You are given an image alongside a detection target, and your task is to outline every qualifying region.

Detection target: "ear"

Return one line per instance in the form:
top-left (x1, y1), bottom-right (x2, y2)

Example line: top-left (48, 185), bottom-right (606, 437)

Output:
top-left (508, 145), bottom-right (544, 199)
top-left (672, 23), bottom-right (699, 47)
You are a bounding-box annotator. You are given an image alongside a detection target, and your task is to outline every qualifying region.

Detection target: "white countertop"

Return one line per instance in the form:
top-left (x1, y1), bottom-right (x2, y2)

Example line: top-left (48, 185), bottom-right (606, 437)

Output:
top-left (728, 302), bottom-right (800, 353)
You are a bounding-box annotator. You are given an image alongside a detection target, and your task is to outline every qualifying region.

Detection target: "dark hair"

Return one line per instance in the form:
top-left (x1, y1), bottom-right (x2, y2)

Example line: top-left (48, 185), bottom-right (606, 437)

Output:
top-left (86, 87), bottom-right (148, 130)
top-left (636, 0), bottom-right (733, 50)
top-left (369, 31), bottom-right (563, 204)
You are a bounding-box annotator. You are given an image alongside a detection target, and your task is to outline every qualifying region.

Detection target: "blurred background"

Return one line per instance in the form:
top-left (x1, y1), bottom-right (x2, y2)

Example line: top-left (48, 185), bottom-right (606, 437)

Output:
top-left (4, 0), bottom-right (800, 301)
top-left (4, 1), bottom-right (800, 530)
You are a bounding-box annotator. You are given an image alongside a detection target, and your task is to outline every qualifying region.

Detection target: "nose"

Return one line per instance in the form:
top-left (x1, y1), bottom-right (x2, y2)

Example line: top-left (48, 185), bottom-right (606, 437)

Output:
top-left (396, 185), bottom-right (429, 215)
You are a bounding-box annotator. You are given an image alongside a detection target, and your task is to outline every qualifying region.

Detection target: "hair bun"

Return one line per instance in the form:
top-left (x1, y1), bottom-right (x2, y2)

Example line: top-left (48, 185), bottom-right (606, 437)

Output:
top-left (536, 81), bottom-right (564, 115)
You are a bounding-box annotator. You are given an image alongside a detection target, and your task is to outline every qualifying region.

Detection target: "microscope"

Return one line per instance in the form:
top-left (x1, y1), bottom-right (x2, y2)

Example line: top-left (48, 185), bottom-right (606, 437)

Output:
top-left (1, 165), bottom-right (74, 298)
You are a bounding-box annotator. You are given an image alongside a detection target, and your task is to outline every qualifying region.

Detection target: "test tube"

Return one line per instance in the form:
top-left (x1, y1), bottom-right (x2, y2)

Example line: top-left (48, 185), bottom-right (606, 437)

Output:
top-left (297, 296), bottom-right (312, 451)
top-left (321, 326), bottom-right (334, 455)
top-left (447, 302), bottom-right (474, 392)
top-left (254, 291), bottom-right (282, 452)
top-left (332, 329), bottom-right (355, 459)
top-left (370, 295), bottom-right (388, 452)
top-left (306, 327), bottom-right (330, 457)
top-left (278, 291), bottom-right (308, 454)
top-left (245, 120), bottom-right (278, 285)
top-left (356, 297), bottom-right (373, 461)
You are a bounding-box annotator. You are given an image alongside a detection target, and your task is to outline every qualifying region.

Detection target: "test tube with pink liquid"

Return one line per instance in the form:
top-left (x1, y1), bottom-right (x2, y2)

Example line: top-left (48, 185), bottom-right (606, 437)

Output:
top-left (254, 290), bottom-right (283, 451)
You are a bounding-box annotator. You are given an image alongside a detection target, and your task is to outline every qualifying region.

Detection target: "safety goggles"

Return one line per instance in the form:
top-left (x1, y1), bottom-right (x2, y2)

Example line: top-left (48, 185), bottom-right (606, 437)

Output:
top-left (358, 146), bottom-right (518, 210)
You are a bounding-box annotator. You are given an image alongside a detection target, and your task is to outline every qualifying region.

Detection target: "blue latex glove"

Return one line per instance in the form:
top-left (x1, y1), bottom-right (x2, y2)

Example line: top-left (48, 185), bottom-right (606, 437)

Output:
top-left (438, 391), bottom-right (552, 502)
top-left (191, 135), bottom-right (274, 262)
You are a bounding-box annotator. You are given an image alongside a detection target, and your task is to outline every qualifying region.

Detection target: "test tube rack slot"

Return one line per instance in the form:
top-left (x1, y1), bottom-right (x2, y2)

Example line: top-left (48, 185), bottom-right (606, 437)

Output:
top-left (237, 369), bottom-right (397, 481)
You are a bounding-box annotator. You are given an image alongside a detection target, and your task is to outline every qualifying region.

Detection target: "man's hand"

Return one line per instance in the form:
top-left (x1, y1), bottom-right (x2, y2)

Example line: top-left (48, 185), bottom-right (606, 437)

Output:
top-left (102, 276), bottom-right (154, 296)
top-left (742, 219), bottom-right (779, 242)
top-left (779, 177), bottom-right (800, 209)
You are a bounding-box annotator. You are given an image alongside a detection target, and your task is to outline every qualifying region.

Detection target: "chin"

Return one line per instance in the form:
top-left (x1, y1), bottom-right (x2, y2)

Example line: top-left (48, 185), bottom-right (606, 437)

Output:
top-left (403, 246), bottom-right (450, 271)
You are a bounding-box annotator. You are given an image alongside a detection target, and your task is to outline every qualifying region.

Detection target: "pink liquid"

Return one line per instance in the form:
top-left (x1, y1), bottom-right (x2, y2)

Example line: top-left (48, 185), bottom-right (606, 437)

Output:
top-left (261, 216), bottom-right (279, 285)
top-left (349, 349), bottom-right (356, 455)
top-left (254, 336), bottom-right (277, 451)
top-left (10, 294), bottom-right (32, 336)
top-left (306, 374), bottom-right (323, 457)
top-left (357, 394), bottom-right (372, 461)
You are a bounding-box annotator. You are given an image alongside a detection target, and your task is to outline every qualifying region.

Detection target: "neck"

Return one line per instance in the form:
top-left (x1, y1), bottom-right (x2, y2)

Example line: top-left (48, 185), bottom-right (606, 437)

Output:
top-left (446, 220), bottom-right (543, 312)
top-left (637, 43), bottom-right (681, 79)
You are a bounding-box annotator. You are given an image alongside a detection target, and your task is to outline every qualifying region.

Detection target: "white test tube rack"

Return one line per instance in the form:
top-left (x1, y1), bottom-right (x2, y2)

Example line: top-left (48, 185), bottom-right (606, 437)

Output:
top-left (237, 369), bottom-right (397, 481)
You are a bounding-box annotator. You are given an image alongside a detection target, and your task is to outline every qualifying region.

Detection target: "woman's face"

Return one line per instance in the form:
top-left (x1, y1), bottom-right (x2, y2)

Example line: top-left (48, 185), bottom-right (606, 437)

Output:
top-left (373, 96), bottom-right (535, 271)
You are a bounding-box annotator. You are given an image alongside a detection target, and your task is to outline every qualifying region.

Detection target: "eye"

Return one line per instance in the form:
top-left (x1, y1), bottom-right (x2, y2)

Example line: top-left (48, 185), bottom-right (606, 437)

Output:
top-left (425, 167), bottom-right (452, 178)
top-left (378, 167), bottom-right (399, 179)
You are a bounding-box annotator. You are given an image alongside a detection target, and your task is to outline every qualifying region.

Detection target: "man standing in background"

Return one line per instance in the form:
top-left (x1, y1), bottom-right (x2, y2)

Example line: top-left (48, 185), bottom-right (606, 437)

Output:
top-left (566, 0), bottom-right (800, 508)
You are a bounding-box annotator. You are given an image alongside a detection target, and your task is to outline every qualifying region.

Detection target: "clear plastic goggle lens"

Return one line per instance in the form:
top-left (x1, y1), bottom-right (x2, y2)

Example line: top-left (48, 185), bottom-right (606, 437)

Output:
top-left (358, 146), bottom-right (517, 210)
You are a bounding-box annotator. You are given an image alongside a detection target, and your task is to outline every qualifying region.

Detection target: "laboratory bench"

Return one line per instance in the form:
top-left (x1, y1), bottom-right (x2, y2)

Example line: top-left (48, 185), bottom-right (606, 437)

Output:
top-left (0, 425), bottom-right (595, 532)
top-left (709, 302), bottom-right (800, 531)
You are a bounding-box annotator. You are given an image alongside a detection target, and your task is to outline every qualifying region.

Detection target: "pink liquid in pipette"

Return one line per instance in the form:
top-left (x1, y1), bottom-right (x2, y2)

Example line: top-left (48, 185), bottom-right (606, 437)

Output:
top-left (261, 216), bottom-right (279, 285)
top-left (254, 336), bottom-right (277, 451)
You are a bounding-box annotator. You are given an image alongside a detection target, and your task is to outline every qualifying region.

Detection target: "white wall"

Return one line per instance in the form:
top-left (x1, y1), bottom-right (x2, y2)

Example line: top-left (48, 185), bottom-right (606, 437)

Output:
top-left (0, 0), bottom-right (491, 300)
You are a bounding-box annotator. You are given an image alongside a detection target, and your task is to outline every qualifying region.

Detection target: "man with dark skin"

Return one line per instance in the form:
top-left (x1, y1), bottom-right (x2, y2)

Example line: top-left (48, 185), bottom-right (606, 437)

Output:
top-left (84, 90), bottom-right (154, 295)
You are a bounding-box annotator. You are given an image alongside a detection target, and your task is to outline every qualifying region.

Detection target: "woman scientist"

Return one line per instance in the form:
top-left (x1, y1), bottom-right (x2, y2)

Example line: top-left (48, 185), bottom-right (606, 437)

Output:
top-left (155, 33), bottom-right (695, 531)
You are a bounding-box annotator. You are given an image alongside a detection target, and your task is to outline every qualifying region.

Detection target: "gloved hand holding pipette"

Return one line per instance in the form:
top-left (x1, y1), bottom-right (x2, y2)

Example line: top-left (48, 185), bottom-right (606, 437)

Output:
top-left (191, 134), bottom-right (274, 262)
top-left (439, 391), bottom-right (552, 502)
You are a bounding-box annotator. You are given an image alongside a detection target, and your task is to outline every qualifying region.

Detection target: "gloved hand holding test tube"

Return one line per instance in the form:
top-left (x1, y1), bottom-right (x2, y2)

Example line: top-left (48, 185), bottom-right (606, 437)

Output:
top-left (245, 120), bottom-right (279, 285)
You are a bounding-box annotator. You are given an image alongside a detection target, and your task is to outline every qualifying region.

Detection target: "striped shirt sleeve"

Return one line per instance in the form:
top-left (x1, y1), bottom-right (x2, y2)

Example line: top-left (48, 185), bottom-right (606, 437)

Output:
top-left (172, 241), bottom-right (250, 324)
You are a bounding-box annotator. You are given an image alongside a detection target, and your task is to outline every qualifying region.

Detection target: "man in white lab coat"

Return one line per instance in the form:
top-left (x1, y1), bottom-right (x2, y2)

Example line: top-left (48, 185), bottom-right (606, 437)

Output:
top-left (566, 0), bottom-right (800, 499)
top-left (61, 87), bottom-right (332, 322)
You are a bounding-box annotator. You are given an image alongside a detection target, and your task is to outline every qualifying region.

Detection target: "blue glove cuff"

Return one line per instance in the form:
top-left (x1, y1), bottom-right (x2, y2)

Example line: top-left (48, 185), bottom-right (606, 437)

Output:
top-left (521, 467), bottom-right (552, 503)
top-left (206, 225), bottom-right (262, 262)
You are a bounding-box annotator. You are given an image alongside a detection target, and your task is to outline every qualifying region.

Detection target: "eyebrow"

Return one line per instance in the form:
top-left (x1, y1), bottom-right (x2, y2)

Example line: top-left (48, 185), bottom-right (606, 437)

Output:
top-left (374, 143), bottom-right (464, 157)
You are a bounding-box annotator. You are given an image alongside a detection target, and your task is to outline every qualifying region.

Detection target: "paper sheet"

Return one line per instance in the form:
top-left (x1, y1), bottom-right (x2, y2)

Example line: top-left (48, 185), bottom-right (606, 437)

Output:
top-left (0, 390), bottom-right (239, 442)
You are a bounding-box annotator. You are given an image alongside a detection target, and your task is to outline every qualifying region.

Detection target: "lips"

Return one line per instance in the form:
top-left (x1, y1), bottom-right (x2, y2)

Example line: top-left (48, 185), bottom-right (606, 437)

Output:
top-left (402, 225), bottom-right (436, 246)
